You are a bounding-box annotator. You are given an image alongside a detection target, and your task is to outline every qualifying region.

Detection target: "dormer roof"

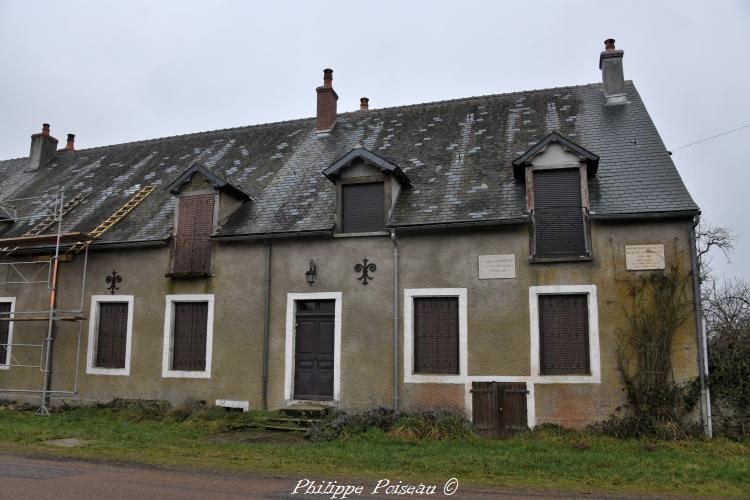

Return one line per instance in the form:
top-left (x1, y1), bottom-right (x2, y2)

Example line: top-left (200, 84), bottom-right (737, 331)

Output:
top-left (165, 162), bottom-right (251, 200)
top-left (322, 148), bottom-right (412, 187)
top-left (512, 132), bottom-right (599, 181)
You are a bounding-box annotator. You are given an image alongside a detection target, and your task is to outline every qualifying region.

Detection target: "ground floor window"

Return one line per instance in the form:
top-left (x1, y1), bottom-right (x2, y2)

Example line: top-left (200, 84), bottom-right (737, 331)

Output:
top-left (162, 294), bottom-right (214, 378)
top-left (529, 285), bottom-right (600, 382)
top-left (404, 288), bottom-right (467, 383)
top-left (86, 295), bottom-right (134, 376)
top-left (0, 298), bottom-right (15, 369)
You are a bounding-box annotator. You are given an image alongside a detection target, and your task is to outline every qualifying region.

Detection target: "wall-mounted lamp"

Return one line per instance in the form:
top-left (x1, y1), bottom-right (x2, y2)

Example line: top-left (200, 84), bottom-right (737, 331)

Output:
top-left (305, 259), bottom-right (317, 286)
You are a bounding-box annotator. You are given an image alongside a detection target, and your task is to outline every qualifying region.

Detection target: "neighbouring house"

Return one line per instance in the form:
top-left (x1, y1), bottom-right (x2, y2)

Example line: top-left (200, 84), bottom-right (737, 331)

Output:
top-left (0, 40), bottom-right (710, 436)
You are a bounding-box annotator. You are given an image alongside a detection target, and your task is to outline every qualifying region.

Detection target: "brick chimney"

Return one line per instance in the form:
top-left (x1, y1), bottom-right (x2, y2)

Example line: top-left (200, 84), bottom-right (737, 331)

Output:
top-left (28, 123), bottom-right (59, 171)
top-left (599, 38), bottom-right (626, 105)
top-left (65, 133), bottom-right (75, 152)
top-left (360, 97), bottom-right (369, 111)
top-left (316, 68), bottom-right (338, 133)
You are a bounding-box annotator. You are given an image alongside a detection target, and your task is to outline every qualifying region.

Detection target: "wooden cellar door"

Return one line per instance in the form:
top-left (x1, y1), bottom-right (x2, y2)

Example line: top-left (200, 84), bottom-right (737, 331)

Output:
top-left (471, 382), bottom-right (528, 438)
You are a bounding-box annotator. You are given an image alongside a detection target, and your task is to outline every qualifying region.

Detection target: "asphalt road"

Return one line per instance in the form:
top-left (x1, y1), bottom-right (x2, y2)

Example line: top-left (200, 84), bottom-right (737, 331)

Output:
top-left (0, 453), bottom-right (669, 499)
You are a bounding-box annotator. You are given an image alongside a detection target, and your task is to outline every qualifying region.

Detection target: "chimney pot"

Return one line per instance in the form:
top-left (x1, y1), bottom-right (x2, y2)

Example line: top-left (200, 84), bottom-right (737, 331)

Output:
top-left (66, 133), bottom-right (75, 152)
top-left (42, 123), bottom-right (50, 136)
top-left (316, 68), bottom-right (338, 133)
top-left (599, 38), bottom-right (626, 105)
top-left (360, 97), bottom-right (369, 111)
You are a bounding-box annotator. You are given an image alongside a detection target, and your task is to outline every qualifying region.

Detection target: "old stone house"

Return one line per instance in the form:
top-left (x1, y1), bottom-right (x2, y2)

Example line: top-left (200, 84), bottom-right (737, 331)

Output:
top-left (0, 40), bottom-right (709, 434)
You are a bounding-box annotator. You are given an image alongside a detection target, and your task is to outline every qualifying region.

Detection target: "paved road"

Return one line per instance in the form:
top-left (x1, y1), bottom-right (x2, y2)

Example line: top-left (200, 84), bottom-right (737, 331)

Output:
top-left (0, 453), bottom-right (668, 499)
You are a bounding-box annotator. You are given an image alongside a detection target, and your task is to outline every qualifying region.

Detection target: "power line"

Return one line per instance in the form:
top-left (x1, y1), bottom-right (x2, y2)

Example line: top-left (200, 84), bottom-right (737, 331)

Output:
top-left (670, 123), bottom-right (750, 153)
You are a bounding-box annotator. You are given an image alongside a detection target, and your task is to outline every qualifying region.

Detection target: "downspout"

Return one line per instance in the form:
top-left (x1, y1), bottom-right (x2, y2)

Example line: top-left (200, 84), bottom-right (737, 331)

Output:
top-left (261, 240), bottom-right (272, 410)
top-left (390, 229), bottom-right (400, 411)
top-left (689, 214), bottom-right (712, 437)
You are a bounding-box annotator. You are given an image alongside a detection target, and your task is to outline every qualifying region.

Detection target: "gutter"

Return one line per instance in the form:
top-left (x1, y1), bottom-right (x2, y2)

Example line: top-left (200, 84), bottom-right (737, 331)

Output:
top-left (261, 240), bottom-right (272, 410)
top-left (689, 214), bottom-right (712, 438)
top-left (211, 229), bottom-right (332, 242)
top-left (590, 210), bottom-right (698, 221)
top-left (390, 229), bottom-right (400, 411)
top-left (12, 239), bottom-right (168, 254)
top-left (388, 217), bottom-right (528, 233)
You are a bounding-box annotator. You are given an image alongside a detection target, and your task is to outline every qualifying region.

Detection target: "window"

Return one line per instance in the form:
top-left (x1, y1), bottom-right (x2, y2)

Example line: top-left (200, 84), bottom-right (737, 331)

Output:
top-left (170, 194), bottom-right (215, 275)
top-left (162, 294), bottom-right (214, 378)
top-left (539, 294), bottom-right (589, 375)
top-left (529, 285), bottom-right (600, 382)
top-left (341, 182), bottom-right (385, 233)
top-left (0, 298), bottom-right (15, 370)
top-left (414, 297), bottom-right (459, 374)
top-left (86, 296), bottom-right (134, 376)
top-left (404, 288), bottom-right (468, 383)
top-left (532, 169), bottom-right (588, 258)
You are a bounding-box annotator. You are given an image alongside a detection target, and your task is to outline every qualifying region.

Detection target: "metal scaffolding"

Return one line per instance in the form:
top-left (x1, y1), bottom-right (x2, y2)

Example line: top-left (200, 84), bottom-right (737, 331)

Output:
top-left (0, 188), bottom-right (92, 415)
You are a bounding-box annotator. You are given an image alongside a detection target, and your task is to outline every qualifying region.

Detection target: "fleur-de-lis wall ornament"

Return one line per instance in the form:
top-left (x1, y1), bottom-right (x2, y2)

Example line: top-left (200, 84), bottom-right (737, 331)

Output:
top-left (105, 270), bottom-right (122, 295)
top-left (354, 258), bottom-right (376, 286)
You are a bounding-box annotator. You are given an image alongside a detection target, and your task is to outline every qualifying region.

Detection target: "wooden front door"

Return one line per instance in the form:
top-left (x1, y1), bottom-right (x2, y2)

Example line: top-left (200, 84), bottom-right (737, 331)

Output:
top-left (293, 300), bottom-right (335, 400)
top-left (471, 382), bottom-right (528, 438)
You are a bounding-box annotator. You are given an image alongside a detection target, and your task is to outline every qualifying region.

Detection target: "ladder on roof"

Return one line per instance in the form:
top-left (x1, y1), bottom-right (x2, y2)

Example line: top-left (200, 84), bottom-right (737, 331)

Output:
top-left (1, 192), bottom-right (90, 256)
top-left (66, 185), bottom-right (157, 255)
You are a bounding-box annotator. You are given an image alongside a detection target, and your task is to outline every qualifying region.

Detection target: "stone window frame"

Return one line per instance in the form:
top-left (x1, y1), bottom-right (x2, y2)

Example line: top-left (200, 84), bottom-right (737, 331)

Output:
top-left (161, 294), bottom-right (215, 379)
top-left (86, 295), bottom-right (135, 376)
top-left (528, 285), bottom-right (601, 384)
top-left (334, 175), bottom-right (392, 236)
top-left (0, 297), bottom-right (16, 370)
top-left (403, 288), bottom-right (468, 384)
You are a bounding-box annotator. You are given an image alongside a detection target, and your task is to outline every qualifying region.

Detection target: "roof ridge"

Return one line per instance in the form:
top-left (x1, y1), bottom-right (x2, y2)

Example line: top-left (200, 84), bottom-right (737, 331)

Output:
top-left (0, 80), bottom-right (620, 163)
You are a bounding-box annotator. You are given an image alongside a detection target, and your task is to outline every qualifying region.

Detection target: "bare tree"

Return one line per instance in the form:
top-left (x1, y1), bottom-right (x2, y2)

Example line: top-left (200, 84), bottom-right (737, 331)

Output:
top-left (696, 222), bottom-right (735, 287)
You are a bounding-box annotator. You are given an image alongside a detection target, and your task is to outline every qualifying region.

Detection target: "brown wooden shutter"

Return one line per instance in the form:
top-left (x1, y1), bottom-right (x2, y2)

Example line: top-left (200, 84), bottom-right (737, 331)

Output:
top-left (539, 294), bottom-right (590, 375)
top-left (95, 302), bottom-right (129, 369)
top-left (414, 297), bottom-right (459, 374)
top-left (342, 182), bottom-right (385, 233)
top-left (533, 169), bottom-right (586, 257)
top-left (172, 302), bottom-right (208, 371)
top-left (0, 302), bottom-right (10, 365)
top-left (172, 194), bottom-right (214, 274)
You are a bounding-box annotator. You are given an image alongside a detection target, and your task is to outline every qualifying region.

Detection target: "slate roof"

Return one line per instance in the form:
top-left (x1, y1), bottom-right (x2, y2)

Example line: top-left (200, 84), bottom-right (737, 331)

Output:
top-left (0, 81), bottom-right (698, 246)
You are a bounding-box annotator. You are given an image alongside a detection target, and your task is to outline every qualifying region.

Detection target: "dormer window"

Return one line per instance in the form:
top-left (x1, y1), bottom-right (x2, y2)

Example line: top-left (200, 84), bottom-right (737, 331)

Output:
top-left (341, 181), bottom-right (385, 233)
top-left (323, 148), bottom-right (411, 236)
top-left (165, 162), bottom-right (250, 277)
top-left (512, 133), bottom-right (599, 261)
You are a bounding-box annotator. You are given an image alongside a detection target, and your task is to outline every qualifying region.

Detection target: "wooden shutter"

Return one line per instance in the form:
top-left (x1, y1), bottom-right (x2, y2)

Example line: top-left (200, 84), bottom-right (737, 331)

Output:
top-left (172, 194), bottom-right (214, 274)
top-left (539, 294), bottom-right (590, 375)
top-left (414, 297), bottom-right (459, 374)
top-left (95, 302), bottom-right (129, 369)
top-left (342, 182), bottom-right (385, 233)
top-left (172, 302), bottom-right (208, 371)
top-left (0, 302), bottom-right (10, 365)
top-left (533, 169), bottom-right (586, 257)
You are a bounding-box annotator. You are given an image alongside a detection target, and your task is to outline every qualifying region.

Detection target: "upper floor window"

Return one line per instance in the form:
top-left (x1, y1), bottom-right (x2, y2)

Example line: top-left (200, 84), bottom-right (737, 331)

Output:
top-left (322, 148), bottom-right (411, 236)
top-left (533, 169), bottom-right (587, 258)
top-left (171, 194), bottom-right (215, 275)
top-left (341, 181), bottom-right (385, 233)
top-left (164, 162), bottom-right (250, 277)
top-left (512, 133), bottom-right (599, 261)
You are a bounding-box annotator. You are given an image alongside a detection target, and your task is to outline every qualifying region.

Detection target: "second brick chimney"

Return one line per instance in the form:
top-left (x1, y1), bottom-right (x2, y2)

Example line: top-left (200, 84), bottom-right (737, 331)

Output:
top-left (28, 123), bottom-right (59, 171)
top-left (316, 68), bottom-right (338, 133)
top-left (65, 133), bottom-right (75, 152)
top-left (360, 97), bottom-right (369, 111)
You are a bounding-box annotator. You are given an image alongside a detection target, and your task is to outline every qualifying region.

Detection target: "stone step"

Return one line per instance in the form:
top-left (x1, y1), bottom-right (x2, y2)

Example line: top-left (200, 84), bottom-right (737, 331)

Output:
top-left (265, 416), bottom-right (320, 427)
top-left (278, 405), bottom-right (331, 419)
top-left (248, 422), bottom-right (307, 433)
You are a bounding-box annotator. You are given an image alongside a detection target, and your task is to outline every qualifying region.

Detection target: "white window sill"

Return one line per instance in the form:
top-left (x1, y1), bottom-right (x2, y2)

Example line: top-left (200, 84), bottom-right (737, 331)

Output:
top-left (162, 370), bottom-right (211, 379)
top-left (405, 373), bottom-right (464, 384)
top-left (86, 367), bottom-right (130, 377)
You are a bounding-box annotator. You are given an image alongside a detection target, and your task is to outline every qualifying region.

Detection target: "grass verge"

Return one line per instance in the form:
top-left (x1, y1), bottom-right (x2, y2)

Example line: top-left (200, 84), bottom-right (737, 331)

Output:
top-left (0, 405), bottom-right (748, 497)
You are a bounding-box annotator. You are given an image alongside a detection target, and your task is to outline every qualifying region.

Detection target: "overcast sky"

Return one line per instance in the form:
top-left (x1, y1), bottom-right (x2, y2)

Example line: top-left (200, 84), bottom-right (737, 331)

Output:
top-left (1, 0), bottom-right (748, 280)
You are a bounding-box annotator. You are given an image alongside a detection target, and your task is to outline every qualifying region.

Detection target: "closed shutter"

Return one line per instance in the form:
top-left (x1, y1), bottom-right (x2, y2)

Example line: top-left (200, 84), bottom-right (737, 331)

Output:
top-left (342, 182), bottom-right (385, 233)
top-left (172, 194), bottom-right (214, 274)
top-left (95, 302), bottom-right (129, 369)
top-left (0, 302), bottom-right (10, 365)
top-left (533, 169), bottom-right (586, 257)
top-left (172, 302), bottom-right (208, 371)
top-left (539, 294), bottom-right (590, 375)
top-left (414, 297), bottom-right (459, 374)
